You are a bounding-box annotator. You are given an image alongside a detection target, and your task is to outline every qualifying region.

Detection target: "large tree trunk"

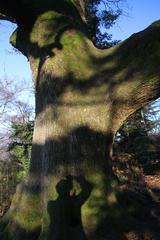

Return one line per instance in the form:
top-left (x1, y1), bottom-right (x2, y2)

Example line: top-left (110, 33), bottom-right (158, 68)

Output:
top-left (1, 7), bottom-right (160, 240)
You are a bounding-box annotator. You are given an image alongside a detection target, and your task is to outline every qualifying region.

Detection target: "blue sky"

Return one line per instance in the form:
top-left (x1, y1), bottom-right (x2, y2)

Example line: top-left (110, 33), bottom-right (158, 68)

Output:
top-left (0, 0), bottom-right (160, 100)
top-left (0, 22), bottom-right (31, 84)
top-left (110, 0), bottom-right (160, 40)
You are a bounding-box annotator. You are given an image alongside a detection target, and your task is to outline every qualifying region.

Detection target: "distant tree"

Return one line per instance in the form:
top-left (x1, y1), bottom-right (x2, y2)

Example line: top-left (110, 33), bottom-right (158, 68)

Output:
top-left (0, 78), bottom-right (34, 217)
top-left (8, 100), bottom-right (34, 179)
top-left (0, 120), bottom-right (33, 218)
top-left (83, 0), bottom-right (122, 47)
top-left (115, 108), bottom-right (150, 153)
top-left (0, 76), bottom-right (34, 162)
top-left (0, 78), bottom-right (23, 121)
top-left (0, 76), bottom-right (34, 126)
top-left (8, 124), bottom-right (32, 184)
top-left (114, 99), bottom-right (160, 171)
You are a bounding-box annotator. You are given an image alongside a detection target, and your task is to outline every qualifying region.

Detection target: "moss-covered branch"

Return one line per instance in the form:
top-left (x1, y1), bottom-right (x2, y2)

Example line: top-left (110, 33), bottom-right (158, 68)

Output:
top-left (108, 20), bottom-right (160, 127)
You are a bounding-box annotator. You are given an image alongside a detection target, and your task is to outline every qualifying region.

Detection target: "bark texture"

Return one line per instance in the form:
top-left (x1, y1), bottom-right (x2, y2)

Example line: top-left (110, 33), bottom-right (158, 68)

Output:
top-left (0, 2), bottom-right (160, 239)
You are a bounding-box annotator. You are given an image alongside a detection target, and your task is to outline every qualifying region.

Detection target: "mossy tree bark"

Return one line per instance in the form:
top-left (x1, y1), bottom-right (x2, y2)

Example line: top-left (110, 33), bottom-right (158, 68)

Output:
top-left (0, 1), bottom-right (160, 239)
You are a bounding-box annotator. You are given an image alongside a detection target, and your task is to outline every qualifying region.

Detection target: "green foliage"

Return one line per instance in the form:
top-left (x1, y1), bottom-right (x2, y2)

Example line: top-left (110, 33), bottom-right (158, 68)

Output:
top-left (79, 0), bottom-right (122, 47)
top-left (0, 121), bottom-right (33, 217)
top-left (0, 159), bottom-right (18, 216)
top-left (10, 122), bottom-right (33, 144)
top-left (114, 100), bottom-right (160, 175)
top-left (87, 0), bottom-right (121, 47)
top-left (8, 121), bottom-right (34, 180)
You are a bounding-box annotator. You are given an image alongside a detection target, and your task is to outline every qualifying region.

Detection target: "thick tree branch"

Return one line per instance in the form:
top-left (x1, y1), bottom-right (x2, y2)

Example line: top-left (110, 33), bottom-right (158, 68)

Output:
top-left (104, 19), bottom-right (160, 131)
top-left (0, 13), bottom-right (16, 23)
top-left (0, 1), bottom-right (32, 25)
top-left (0, 1), bottom-right (19, 23)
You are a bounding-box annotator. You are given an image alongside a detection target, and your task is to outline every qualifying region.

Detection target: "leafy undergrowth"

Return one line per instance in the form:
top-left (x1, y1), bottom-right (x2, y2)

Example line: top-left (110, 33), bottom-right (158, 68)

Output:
top-left (111, 153), bottom-right (160, 240)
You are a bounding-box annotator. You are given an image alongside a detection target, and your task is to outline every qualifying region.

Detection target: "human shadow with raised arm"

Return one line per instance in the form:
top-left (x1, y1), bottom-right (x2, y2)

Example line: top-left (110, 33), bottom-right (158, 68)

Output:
top-left (47, 175), bottom-right (93, 240)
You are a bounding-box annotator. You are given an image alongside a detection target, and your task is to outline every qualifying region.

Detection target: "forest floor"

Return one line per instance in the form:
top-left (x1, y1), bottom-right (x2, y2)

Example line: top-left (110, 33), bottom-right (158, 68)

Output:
top-left (110, 154), bottom-right (160, 240)
top-left (120, 175), bottom-right (160, 240)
